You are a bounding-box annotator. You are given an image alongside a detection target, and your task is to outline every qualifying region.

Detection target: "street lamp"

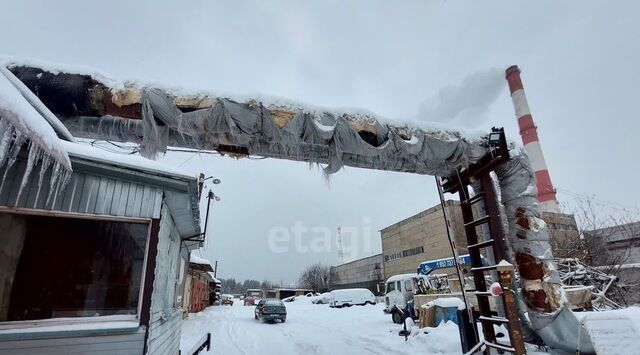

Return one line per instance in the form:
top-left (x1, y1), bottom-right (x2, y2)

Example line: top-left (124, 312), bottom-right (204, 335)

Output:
top-left (202, 190), bottom-right (220, 247)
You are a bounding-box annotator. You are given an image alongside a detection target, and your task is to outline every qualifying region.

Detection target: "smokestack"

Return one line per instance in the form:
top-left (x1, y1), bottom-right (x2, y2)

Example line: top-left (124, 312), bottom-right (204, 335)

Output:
top-left (505, 65), bottom-right (559, 213)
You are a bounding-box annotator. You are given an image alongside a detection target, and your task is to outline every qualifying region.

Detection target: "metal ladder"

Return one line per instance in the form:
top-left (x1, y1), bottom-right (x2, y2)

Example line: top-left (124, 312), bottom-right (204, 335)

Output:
top-left (438, 128), bottom-right (526, 355)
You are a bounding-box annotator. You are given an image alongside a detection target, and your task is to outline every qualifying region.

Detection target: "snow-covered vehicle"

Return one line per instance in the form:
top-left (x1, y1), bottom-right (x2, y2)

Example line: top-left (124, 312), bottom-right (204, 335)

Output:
top-left (312, 292), bottom-right (332, 304)
top-left (328, 288), bottom-right (376, 308)
top-left (255, 298), bottom-right (287, 323)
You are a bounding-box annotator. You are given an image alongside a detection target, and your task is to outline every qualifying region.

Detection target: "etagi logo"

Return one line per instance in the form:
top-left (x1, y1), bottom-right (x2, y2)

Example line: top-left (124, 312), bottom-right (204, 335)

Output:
top-left (266, 218), bottom-right (375, 258)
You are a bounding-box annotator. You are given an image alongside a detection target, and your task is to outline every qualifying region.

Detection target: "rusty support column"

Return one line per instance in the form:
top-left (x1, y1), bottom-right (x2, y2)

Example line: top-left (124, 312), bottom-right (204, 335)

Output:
top-left (496, 262), bottom-right (527, 355)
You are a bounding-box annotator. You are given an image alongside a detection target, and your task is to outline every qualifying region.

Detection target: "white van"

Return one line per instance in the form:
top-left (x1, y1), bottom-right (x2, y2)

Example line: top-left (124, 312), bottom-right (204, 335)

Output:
top-left (329, 288), bottom-right (376, 308)
top-left (383, 273), bottom-right (450, 323)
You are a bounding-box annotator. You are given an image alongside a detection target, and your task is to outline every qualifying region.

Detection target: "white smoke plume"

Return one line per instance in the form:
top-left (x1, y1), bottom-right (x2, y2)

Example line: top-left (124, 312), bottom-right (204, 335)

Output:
top-left (417, 68), bottom-right (506, 127)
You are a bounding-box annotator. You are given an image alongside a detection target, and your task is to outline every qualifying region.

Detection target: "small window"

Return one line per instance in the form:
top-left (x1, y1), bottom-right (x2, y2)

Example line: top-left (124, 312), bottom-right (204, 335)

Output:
top-left (0, 213), bottom-right (148, 322)
top-left (396, 281), bottom-right (402, 291)
top-left (386, 282), bottom-right (395, 292)
top-left (404, 280), bottom-right (413, 291)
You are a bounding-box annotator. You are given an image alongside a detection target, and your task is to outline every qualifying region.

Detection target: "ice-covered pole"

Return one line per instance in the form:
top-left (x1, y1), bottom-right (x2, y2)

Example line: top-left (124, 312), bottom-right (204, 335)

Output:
top-left (505, 66), bottom-right (559, 213)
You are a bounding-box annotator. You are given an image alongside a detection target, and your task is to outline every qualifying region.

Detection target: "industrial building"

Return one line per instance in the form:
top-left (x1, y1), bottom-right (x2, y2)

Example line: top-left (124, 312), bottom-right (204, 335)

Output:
top-left (329, 254), bottom-right (385, 295)
top-left (586, 221), bottom-right (640, 264)
top-left (380, 201), bottom-right (468, 280)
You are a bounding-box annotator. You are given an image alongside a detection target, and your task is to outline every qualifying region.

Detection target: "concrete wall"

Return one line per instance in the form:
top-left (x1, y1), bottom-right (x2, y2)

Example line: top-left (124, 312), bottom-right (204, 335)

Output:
top-left (380, 201), bottom-right (468, 280)
top-left (329, 254), bottom-right (384, 294)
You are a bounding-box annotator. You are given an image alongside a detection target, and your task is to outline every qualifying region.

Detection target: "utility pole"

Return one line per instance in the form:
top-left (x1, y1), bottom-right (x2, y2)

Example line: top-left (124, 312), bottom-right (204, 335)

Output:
top-left (214, 260), bottom-right (218, 278)
top-left (337, 227), bottom-right (344, 264)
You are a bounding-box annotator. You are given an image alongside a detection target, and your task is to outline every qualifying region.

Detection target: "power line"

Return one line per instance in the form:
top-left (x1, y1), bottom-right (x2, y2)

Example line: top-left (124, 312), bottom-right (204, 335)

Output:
top-left (555, 187), bottom-right (640, 213)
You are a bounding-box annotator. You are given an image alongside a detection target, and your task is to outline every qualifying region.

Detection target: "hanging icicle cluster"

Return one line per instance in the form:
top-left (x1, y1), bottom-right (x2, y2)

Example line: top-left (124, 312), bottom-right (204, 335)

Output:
top-left (0, 64), bottom-right (72, 207)
top-left (0, 118), bottom-right (71, 206)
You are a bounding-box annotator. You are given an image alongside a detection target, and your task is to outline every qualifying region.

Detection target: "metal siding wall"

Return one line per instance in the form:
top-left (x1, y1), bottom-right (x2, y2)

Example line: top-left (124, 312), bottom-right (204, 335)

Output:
top-left (146, 203), bottom-right (184, 355)
top-left (0, 158), bottom-right (162, 219)
top-left (0, 328), bottom-right (146, 355)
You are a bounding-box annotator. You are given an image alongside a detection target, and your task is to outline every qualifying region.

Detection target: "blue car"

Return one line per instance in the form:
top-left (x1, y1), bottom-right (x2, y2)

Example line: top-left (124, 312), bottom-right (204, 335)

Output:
top-left (255, 298), bottom-right (287, 323)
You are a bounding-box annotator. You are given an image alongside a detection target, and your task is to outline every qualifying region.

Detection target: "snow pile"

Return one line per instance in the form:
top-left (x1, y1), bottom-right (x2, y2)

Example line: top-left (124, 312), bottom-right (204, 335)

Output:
top-left (0, 65), bottom-right (71, 204)
top-left (422, 297), bottom-right (467, 310)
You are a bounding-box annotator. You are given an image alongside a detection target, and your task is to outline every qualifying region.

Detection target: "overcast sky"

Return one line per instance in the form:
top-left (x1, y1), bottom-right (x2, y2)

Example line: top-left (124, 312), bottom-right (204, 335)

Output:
top-left (2, 1), bottom-right (639, 284)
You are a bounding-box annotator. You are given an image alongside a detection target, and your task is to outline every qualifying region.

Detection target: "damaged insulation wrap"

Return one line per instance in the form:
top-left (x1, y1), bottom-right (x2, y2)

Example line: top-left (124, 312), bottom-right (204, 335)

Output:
top-left (6, 64), bottom-right (489, 177)
top-left (496, 153), bottom-right (594, 353)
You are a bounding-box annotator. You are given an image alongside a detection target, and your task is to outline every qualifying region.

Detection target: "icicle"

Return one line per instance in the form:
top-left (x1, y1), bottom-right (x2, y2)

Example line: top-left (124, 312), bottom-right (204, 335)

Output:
top-left (46, 160), bottom-right (71, 206)
top-left (34, 152), bottom-right (53, 205)
top-left (0, 119), bottom-right (14, 168)
top-left (0, 127), bottom-right (26, 193)
top-left (15, 142), bottom-right (42, 205)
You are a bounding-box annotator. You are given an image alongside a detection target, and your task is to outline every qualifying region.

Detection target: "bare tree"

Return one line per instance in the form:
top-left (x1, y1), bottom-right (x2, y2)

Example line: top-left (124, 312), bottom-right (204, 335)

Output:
top-left (298, 263), bottom-right (331, 292)
top-left (548, 197), bottom-right (639, 306)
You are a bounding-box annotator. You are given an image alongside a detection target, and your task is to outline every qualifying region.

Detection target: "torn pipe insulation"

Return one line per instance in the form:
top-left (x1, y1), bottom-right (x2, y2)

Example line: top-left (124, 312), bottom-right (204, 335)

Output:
top-left (7, 64), bottom-right (489, 177)
top-left (495, 152), bottom-right (594, 353)
top-left (7, 61), bottom-right (593, 352)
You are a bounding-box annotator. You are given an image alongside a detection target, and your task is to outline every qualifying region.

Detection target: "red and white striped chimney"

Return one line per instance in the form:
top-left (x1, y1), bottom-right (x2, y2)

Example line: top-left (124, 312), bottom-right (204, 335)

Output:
top-left (505, 65), bottom-right (560, 213)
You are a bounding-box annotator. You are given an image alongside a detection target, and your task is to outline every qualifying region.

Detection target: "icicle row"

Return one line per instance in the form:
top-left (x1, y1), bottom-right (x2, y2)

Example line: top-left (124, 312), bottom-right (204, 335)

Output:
top-left (0, 118), bottom-right (71, 206)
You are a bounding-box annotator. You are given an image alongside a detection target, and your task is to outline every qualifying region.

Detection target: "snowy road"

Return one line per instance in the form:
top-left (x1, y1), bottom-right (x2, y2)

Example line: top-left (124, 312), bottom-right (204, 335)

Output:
top-left (180, 297), bottom-right (462, 355)
top-left (181, 297), bottom-right (640, 355)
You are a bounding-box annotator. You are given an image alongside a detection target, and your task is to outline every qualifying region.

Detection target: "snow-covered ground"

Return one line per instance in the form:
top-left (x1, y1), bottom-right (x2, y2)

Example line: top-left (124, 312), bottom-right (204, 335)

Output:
top-left (180, 297), bottom-right (640, 355)
top-left (181, 296), bottom-right (462, 355)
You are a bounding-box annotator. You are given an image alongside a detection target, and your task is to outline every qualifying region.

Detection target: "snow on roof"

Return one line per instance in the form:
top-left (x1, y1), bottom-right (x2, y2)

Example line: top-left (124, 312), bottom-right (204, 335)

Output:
top-left (385, 273), bottom-right (422, 282)
top-left (0, 66), bottom-right (70, 171)
top-left (62, 140), bottom-right (194, 180)
top-left (190, 254), bottom-right (213, 267)
top-left (208, 272), bottom-right (220, 283)
top-left (422, 297), bottom-right (466, 310)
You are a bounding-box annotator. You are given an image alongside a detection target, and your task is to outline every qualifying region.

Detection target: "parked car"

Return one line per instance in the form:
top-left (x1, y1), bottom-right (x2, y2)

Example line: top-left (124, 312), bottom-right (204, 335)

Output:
top-left (244, 289), bottom-right (262, 306)
top-left (312, 292), bottom-right (332, 304)
top-left (255, 298), bottom-right (287, 323)
top-left (244, 296), bottom-right (256, 306)
top-left (221, 294), bottom-right (234, 306)
top-left (329, 288), bottom-right (376, 308)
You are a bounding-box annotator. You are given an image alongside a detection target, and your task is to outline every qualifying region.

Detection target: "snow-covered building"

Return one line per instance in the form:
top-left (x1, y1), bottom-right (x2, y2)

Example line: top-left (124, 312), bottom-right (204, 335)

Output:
top-left (0, 65), bottom-right (201, 354)
top-left (184, 254), bottom-right (216, 314)
top-left (329, 254), bottom-right (385, 295)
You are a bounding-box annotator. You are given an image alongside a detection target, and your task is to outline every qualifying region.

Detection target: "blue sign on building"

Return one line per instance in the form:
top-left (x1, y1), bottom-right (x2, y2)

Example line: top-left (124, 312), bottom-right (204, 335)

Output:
top-left (417, 254), bottom-right (485, 275)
